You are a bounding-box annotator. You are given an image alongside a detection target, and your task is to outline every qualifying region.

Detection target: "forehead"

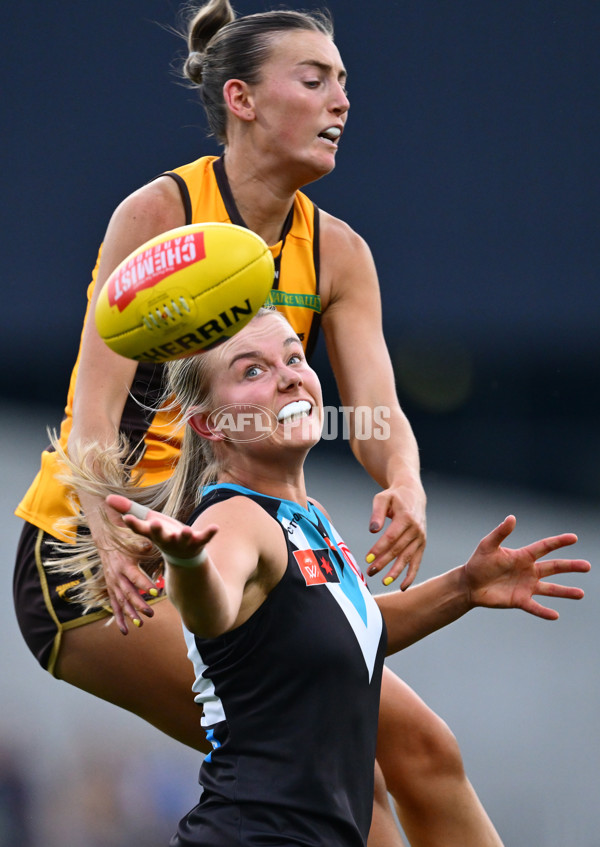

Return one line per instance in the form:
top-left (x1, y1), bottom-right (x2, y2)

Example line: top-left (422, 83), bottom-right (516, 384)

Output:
top-left (215, 314), bottom-right (299, 365)
top-left (261, 29), bottom-right (346, 78)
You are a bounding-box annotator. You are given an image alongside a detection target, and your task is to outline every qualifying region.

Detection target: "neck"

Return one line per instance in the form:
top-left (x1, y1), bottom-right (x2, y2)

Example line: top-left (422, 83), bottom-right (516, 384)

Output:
top-left (221, 149), bottom-right (298, 245)
top-left (218, 453), bottom-right (309, 508)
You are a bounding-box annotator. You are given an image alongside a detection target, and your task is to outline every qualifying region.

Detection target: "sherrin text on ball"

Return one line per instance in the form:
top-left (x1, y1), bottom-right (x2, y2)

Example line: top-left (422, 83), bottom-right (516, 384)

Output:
top-left (95, 222), bottom-right (275, 362)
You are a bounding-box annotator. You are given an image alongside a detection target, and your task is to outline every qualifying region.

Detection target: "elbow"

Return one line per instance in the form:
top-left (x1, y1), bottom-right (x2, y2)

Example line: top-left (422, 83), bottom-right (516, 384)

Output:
top-left (181, 611), bottom-right (228, 640)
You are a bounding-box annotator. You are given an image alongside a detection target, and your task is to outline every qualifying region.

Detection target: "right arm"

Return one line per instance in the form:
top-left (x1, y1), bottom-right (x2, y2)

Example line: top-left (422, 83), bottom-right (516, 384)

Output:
top-left (68, 176), bottom-right (186, 633)
top-left (107, 494), bottom-right (285, 639)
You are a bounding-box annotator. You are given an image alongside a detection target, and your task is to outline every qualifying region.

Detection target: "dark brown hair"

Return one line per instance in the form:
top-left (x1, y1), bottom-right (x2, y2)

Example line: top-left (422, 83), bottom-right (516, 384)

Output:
top-left (181, 0), bottom-right (334, 144)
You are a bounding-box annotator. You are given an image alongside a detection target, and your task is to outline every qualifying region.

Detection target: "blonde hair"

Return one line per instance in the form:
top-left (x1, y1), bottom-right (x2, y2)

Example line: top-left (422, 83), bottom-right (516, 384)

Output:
top-left (48, 307), bottom-right (285, 610)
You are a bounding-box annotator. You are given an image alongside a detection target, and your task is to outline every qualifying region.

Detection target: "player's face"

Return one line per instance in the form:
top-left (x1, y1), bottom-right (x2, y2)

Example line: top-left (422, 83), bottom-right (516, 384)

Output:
top-left (247, 30), bottom-right (349, 183)
top-left (208, 314), bottom-right (323, 448)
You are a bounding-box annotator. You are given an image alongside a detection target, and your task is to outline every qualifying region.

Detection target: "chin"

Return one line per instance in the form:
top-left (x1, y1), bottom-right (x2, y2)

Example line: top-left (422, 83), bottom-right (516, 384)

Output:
top-left (301, 160), bottom-right (336, 188)
top-left (290, 151), bottom-right (336, 186)
top-left (282, 423), bottom-right (322, 448)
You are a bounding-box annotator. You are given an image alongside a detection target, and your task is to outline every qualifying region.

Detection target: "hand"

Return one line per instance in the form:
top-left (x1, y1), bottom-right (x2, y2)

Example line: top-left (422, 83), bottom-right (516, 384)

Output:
top-left (365, 479), bottom-right (427, 590)
top-left (465, 515), bottom-right (591, 620)
top-left (85, 498), bottom-right (156, 636)
top-left (107, 494), bottom-right (218, 571)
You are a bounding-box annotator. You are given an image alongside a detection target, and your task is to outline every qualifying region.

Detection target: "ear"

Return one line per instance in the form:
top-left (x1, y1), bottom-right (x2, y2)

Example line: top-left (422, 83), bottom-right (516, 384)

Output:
top-left (223, 78), bottom-right (256, 122)
top-left (189, 410), bottom-right (225, 442)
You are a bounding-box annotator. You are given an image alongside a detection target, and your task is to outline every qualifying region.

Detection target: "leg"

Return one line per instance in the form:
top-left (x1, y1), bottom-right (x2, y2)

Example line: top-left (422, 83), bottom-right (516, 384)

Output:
top-left (13, 522), bottom-right (207, 752)
top-left (368, 760), bottom-right (407, 847)
top-left (55, 598), bottom-right (211, 754)
top-left (377, 667), bottom-right (503, 847)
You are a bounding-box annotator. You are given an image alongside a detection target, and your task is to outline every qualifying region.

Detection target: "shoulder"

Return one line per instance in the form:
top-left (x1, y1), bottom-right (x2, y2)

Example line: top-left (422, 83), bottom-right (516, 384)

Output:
top-left (319, 209), bottom-right (372, 260)
top-left (307, 496), bottom-right (331, 521)
top-left (108, 175), bottom-right (187, 236)
top-left (318, 210), bottom-right (377, 306)
top-left (193, 494), bottom-right (284, 546)
top-left (316, 210), bottom-right (380, 316)
top-left (195, 492), bottom-right (273, 523)
top-left (193, 494), bottom-right (289, 594)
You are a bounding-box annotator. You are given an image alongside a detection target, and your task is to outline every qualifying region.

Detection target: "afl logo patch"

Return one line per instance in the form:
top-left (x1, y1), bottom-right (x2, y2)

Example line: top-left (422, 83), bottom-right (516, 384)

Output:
top-left (293, 548), bottom-right (340, 586)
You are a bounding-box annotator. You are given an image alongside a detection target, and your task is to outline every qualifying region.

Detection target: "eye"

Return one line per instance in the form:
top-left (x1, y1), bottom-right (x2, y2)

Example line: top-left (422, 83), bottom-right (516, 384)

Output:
top-left (244, 365), bottom-right (262, 378)
top-left (287, 353), bottom-right (303, 365)
top-left (303, 79), bottom-right (321, 89)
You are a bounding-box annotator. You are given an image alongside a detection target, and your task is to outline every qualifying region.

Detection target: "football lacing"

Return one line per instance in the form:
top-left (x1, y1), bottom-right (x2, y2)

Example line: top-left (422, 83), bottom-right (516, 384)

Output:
top-left (142, 296), bottom-right (191, 330)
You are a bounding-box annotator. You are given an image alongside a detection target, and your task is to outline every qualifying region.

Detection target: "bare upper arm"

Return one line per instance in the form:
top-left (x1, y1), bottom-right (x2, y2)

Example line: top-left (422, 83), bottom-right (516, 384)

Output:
top-left (193, 496), bottom-right (289, 631)
top-left (318, 212), bottom-right (397, 409)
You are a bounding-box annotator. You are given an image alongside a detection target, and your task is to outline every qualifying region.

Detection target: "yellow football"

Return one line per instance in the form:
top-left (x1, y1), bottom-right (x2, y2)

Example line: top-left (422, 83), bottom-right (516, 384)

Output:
top-left (95, 222), bottom-right (274, 362)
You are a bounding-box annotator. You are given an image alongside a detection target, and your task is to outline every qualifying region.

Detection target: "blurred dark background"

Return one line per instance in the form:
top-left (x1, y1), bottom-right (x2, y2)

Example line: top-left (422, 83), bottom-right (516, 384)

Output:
top-left (3, 0), bottom-right (598, 497)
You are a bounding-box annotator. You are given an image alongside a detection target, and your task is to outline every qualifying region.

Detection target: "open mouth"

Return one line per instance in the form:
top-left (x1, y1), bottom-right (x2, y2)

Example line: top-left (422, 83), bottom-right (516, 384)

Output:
top-left (277, 400), bottom-right (312, 423)
top-left (318, 126), bottom-right (342, 144)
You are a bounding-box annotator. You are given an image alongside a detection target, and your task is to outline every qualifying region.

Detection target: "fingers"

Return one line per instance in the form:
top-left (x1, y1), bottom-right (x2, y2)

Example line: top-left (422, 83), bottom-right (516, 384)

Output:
top-left (107, 589), bottom-right (129, 635)
top-left (364, 487), bottom-right (427, 586)
top-left (512, 562), bottom-right (589, 622)
top-left (400, 556), bottom-right (421, 591)
top-left (520, 597), bottom-right (560, 621)
top-left (537, 557), bottom-right (591, 579)
top-left (478, 520), bottom-right (581, 566)
top-left (126, 501), bottom-right (150, 520)
top-left (109, 588), bottom-right (151, 634)
top-left (477, 515), bottom-right (517, 552)
top-left (535, 580), bottom-right (586, 600)
top-left (365, 523), bottom-right (425, 585)
top-left (103, 556), bottom-right (160, 634)
top-left (525, 532), bottom-right (579, 560)
top-left (106, 493), bottom-right (133, 514)
top-left (101, 496), bottom-right (168, 634)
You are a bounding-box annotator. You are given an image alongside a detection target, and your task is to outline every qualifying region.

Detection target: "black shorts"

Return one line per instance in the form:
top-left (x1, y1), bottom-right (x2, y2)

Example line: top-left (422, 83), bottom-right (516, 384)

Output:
top-left (13, 521), bottom-right (111, 675)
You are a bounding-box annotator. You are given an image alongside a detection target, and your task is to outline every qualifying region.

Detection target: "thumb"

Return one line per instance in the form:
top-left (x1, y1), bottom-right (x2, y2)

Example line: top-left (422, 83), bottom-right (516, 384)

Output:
top-left (480, 514), bottom-right (517, 552)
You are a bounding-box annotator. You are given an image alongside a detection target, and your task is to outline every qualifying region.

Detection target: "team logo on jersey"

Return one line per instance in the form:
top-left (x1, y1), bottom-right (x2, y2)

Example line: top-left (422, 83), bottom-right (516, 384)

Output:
top-left (293, 548), bottom-right (341, 586)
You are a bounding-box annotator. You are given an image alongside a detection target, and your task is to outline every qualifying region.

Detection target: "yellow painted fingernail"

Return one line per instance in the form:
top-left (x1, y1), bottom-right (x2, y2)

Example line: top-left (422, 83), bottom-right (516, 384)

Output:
top-left (149, 588), bottom-right (159, 597)
top-left (383, 577), bottom-right (394, 586)
top-left (365, 553), bottom-right (376, 564)
top-left (133, 618), bottom-right (142, 627)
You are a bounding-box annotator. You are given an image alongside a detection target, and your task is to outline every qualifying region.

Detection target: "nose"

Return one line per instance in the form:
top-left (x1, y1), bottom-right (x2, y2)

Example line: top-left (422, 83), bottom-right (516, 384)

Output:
top-left (331, 80), bottom-right (350, 115)
top-left (278, 365), bottom-right (303, 390)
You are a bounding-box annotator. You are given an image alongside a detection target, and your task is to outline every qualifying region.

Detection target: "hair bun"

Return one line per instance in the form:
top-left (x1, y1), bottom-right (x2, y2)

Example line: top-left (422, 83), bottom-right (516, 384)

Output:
top-left (184, 50), bottom-right (204, 84)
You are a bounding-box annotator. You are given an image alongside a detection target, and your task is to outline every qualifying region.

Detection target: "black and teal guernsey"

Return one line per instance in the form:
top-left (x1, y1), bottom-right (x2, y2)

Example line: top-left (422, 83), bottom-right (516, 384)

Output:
top-left (176, 483), bottom-right (387, 847)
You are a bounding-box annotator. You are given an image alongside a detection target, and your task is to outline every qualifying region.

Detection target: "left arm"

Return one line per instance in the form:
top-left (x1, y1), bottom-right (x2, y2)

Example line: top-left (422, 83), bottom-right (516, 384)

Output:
top-left (377, 515), bottom-right (590, 654)
top-left (320, 213), bottom-right (426, 588)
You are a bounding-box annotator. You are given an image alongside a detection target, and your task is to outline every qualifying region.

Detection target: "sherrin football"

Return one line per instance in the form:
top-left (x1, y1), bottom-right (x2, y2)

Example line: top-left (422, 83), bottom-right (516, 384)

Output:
top-left (95, 222), bottom-right (275, 362)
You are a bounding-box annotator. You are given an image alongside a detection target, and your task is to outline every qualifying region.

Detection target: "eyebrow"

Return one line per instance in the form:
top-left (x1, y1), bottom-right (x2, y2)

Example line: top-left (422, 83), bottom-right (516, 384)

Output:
top-left (296, 59), bottom-right (347, 83)
top-left (227, 337), bottom-right (302, 369)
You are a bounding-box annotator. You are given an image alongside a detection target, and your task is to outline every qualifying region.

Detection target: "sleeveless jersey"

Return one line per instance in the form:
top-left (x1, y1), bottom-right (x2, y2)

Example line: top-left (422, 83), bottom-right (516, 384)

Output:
top-left (16, 156), bottom-right (322, 541)
top-left (180, 483), bottom-right (387, 847)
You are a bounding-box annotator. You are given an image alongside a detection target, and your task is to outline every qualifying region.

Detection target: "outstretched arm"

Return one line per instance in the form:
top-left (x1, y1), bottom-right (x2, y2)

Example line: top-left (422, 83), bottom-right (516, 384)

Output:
top-left (107, 494), bottom-right (260, 639)
top-left (377, 515), bottom-right (590, 654)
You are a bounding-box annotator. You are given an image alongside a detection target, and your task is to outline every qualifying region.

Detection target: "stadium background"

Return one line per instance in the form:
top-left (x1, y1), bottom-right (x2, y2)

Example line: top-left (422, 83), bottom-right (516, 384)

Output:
top-left (1, 1), bottom-right (598, 844)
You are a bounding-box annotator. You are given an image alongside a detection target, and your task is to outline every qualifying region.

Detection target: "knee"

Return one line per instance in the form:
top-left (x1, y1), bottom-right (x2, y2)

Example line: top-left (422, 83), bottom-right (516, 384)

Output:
top-left (379, 708), bottom-right (466, 791)
top-left (407, 711), bottom-right (465, 780)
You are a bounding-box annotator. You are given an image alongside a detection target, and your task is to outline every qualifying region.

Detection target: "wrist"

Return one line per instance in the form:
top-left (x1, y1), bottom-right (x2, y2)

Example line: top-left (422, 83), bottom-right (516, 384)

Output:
top-left (387, 467), bottom-right (426, 503)
top-left (457, 564), bottom-right (475, 610)
top-left (163, 549), bottom-right (208, 569)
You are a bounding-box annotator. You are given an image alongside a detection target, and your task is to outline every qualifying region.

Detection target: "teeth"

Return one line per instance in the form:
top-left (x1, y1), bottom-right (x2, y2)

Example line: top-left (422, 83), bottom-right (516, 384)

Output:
top-left (320, 127), bottom-right (341, 141)
top-left (277, 401), bottom-right (311, 422)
